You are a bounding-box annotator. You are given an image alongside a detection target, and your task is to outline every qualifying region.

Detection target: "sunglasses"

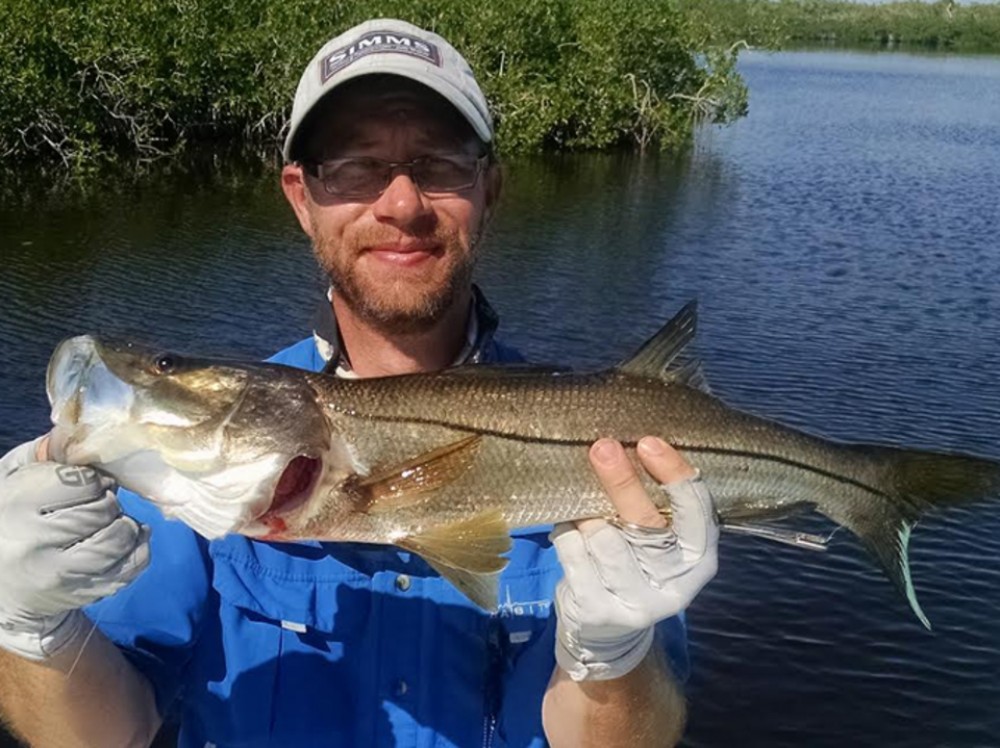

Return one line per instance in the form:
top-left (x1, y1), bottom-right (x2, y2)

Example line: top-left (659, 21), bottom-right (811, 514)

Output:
top-left (302, 154), bottom-right (488, 199)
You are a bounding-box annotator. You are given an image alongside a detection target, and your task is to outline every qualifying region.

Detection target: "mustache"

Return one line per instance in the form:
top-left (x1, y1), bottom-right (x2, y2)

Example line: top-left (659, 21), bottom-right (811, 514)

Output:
top-left (348, 223), bottom-right (456, 249)
top-left (307, 213), bottom-right (450, 248)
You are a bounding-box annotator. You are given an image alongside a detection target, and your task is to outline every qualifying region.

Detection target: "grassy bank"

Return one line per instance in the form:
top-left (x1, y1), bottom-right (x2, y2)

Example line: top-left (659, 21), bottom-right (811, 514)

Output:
top-left (681, 0), bottom-right (1000, 52)
top-left (0, 0), bottom-right (747, 172)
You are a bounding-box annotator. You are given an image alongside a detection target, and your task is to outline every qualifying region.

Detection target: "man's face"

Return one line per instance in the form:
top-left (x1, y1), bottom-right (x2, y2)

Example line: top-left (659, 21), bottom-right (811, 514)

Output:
top-left (281, 80), bottom-right (497, 336)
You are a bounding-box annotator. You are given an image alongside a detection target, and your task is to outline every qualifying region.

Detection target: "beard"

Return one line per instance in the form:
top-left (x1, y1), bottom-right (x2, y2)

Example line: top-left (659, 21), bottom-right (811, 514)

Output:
top-left (310, 219), bottom-right (480, 337)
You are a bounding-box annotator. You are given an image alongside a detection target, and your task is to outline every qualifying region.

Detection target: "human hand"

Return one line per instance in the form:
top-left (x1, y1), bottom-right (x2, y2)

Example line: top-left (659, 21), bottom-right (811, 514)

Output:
top-left (0, 436), bottom-right (150, 661)
top-left (551, 436), bottom-right (719, 681)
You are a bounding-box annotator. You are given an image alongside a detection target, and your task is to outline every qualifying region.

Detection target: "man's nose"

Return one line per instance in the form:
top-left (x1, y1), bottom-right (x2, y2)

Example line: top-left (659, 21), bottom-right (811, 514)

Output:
top-left (371, 171), bottom-right (435, 229)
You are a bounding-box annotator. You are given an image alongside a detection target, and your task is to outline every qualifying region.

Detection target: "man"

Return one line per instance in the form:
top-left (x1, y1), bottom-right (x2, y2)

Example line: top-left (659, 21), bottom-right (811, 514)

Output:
top-left (0, 19), bottom-right (718, 747)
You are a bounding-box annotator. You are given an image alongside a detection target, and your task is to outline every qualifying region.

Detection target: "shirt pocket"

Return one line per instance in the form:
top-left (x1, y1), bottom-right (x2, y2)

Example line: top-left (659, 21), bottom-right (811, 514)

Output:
top-left (188, 541), bottom-right (377, 746)
top-left (209, 536), bottom-right (373, 637)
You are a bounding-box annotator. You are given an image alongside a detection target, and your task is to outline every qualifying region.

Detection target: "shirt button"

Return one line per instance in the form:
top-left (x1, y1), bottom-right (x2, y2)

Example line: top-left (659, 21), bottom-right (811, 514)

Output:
top-left (394, 679), bottom-right (409, 697)
top-left (395, 574), bottom-right (411, 592)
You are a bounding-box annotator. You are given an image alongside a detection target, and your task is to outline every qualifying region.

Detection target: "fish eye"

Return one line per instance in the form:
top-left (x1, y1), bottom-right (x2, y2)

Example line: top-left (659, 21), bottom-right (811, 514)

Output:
top-left (153, 354), bottom-right (178, 374)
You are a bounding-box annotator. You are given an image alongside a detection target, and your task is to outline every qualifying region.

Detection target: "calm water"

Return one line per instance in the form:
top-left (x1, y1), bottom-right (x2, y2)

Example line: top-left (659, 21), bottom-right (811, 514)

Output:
top-left (3, 49), bottom-right (1000, 746)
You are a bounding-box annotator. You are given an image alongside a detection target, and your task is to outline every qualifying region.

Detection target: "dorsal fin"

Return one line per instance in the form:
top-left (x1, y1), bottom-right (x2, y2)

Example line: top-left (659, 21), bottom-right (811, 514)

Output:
top-left (617, 301), bottom-right (707, 389)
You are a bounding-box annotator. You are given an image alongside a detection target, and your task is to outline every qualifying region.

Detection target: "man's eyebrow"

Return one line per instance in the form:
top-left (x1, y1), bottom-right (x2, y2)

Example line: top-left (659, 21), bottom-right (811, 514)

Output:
top-left (328, 132), bottom-right (474, 157)
top-left (343, 136), bottom-right (380, 150)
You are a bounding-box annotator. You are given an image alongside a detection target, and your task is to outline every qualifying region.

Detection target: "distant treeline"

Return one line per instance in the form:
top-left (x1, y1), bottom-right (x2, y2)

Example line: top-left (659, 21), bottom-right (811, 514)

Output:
top-left (681, 0), bottom-right (1000, 52)
top-left (0, 0), bottom-right (747, 170)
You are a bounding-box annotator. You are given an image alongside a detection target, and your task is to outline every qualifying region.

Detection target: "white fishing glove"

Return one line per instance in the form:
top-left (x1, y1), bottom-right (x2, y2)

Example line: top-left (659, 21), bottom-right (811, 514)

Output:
top-left (552, 439), bottom-right (719, 682)
top-left (0, 437), bottom-right (151, 661)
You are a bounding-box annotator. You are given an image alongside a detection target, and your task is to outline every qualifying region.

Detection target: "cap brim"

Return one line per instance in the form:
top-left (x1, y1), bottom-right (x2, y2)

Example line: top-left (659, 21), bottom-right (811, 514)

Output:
top-left (283, 59), bottom-right (492, 161)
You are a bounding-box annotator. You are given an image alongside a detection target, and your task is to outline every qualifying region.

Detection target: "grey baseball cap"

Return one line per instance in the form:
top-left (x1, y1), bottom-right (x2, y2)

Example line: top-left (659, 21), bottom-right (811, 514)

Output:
top-left (283, 19), bottom-right (494, 162)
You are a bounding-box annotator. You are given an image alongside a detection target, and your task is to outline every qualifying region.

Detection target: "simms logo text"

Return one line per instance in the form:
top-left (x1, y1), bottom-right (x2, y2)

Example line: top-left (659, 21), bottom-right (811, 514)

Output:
top-left (321, 32), bottom-right (441, 82)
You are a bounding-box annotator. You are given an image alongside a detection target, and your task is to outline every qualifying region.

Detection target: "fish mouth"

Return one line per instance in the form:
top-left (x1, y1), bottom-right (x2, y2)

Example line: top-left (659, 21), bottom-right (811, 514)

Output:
top-left (254, 455), bottom-right (324, 536)
top-left (48, 336), bottom-right (97, 421)
top-left (47, 336), bottom-right (133, 432)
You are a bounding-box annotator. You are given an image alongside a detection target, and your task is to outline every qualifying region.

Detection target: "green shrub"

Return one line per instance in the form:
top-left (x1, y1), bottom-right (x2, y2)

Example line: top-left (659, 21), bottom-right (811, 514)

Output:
top-left (678, 0), bottom-right (1000, 52)
top-left (0, 0), bottom-right (747, 170)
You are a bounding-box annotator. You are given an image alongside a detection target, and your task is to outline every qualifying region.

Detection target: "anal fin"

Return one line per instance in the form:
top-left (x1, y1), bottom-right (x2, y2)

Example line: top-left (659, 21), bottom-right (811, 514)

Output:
top-left (722, 521), bottom-right (830, 552)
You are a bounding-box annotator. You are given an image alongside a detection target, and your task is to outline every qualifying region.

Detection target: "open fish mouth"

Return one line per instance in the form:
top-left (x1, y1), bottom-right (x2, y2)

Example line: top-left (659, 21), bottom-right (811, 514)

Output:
top-left (44, 334), bottom-right (338, 542)
top-left (249, 455), bottom-right (324, 537)
top-left (272, 455), bottom-right (324, 513)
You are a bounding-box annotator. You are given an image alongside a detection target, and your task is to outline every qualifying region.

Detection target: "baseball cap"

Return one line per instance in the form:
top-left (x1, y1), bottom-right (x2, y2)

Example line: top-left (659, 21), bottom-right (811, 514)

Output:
top-left (283, 19), bottom-right (494, 162)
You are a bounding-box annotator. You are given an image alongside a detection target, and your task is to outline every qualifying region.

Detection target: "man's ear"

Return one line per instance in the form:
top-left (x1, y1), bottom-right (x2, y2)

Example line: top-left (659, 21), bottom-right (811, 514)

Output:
top-left (281, 164), bottom-right (316, 239)
top-left (483, 161), bottom-right (503, 224)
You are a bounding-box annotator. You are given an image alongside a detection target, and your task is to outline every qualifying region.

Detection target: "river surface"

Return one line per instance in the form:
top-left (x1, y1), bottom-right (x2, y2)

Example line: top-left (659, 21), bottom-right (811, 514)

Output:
top-left (2, 49), bottom-right (1000, 746)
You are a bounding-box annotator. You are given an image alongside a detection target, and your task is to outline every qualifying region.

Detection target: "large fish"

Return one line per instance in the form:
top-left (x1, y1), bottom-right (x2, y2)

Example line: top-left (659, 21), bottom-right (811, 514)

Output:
top-left (45, 304), bottom-right (1000, 625)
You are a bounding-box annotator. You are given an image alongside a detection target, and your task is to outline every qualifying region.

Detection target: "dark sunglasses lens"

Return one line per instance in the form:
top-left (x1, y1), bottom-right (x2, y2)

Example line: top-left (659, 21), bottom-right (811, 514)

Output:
top-left (413, 158), bottom-right (478, 192)
top-left (317, 156), bottom-right (481, 197)
top-left (322, 159), bottom-right (388, 197)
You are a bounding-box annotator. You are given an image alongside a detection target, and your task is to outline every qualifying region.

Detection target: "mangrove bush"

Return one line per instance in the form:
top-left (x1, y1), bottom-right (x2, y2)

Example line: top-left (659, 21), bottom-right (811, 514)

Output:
top-left (680, 0), bottom-right (1000, 52)
top-left (0, 0), bottom-right (748, 171)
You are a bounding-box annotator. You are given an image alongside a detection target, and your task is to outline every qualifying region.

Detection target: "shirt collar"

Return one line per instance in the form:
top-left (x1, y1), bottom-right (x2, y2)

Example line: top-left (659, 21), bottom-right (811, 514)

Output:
top-left (310, 285), bottom-right (500, 376)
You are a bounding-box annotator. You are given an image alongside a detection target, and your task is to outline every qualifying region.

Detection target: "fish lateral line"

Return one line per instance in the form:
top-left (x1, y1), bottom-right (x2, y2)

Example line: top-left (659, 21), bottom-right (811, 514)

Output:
top-left (333, 410), bottom-right (644, 449)
top-left (676, 444), bottom-right (893, 501)
top-left (335, 411), bottom-right (891, 501)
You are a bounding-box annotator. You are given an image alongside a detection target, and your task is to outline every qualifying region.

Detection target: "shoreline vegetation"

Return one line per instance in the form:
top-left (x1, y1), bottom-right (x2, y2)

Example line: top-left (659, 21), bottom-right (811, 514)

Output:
top-left (682, 0), bottom-right (1000, 53)
top-left (3, 1), bottom-right (997, 179)
top-left (0, 0), bottom-right (747, 174)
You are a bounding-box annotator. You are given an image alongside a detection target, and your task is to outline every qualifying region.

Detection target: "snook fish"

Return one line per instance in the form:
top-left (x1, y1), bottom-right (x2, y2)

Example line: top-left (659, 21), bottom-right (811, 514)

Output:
top-left (45, 304), bottom-right (1000, 625)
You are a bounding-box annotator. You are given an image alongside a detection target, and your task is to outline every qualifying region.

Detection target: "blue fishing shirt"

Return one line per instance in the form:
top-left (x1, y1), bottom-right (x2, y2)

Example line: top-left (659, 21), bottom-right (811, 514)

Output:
top-left (85, 296), bottom-right (689, 748)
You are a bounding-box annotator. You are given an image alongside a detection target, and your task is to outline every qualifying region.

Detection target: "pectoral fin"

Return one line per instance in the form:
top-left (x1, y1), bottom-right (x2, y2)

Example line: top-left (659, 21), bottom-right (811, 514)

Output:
top-left (397, 510), bottom-right (512, 610)
top-left (351, 435), bottom-right (482, 513)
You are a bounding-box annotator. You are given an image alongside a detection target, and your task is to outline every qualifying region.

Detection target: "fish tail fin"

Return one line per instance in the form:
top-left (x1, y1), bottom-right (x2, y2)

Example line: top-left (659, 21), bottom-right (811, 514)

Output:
top-left (828, 447), bottom-right (1000, 629)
